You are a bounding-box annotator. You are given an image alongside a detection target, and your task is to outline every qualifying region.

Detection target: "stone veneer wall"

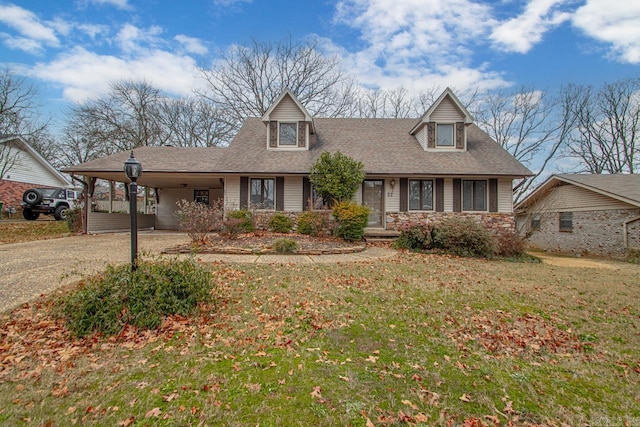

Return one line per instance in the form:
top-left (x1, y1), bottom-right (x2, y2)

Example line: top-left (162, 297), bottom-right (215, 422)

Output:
top-left (524, 208), bottom-right (640, 258)
top-left (386, 211), bottom-right (515, 234)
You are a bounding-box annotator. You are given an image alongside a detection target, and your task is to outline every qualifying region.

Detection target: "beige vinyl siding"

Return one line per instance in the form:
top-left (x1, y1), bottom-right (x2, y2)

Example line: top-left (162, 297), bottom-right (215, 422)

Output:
top-left (498, 178), bottom-right (513, 213)
top-left (270, 95), bottom-right (306, 120)
top-left (6, 145), bottom-right (69, 187)
top-left (156, 188), bottom-right (192, 229)
top-left (533, 184), bottom-right (634, 212)
top-left (386, 178), bottom-right (400, 212)
top-left (430, 97), bottom-right (464, 122)
top-left (225, 175), bottom-right (241, 210)
top-left (353, 185), bottom-right (362, 204)
top-left (284, 176), bottom-right (303, 211)
top-left (444, 178), bottom-right (453, 211)
top-left (414, 126), bottom-right (426, 150)
top-left (88, 212), bottom-right (155, 233)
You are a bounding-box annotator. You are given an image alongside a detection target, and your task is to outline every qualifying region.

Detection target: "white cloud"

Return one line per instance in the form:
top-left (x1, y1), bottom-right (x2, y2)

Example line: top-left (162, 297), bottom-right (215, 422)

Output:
top-left (175, 35), bottom-right (208, 55)
top-left (213, 0), bottom-right (252, 6)
top-left (88, 0), bottom-right (132, 10)
top-left (0, 34), bottom-right (44, 54)
top-left (490, 0), bottom-right (572, 53)
top-left (0, 3), bottom-right (59, 51)
top-left (30, 47), bottom-right (206, 103)
top-left (330, 0), bottom-right (510, 92)
top-left (115, 24), bottom-right (164, 53)
top-left (572, 0), bottom-right (640, 63)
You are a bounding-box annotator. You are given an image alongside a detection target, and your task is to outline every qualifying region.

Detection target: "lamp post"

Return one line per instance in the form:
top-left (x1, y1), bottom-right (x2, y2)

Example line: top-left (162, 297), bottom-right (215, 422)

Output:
top-left (124, 151), bottom-right (142, 270)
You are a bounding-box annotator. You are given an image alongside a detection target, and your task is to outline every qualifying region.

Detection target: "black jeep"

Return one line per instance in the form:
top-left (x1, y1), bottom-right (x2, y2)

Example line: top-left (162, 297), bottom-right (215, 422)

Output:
top-left (21, 188), bottom-right (79, 221)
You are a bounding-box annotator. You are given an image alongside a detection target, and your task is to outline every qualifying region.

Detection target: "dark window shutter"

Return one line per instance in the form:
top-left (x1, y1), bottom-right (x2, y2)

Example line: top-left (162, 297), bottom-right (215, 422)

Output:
top-left (269, 121), bottom-right (277, 147)
top-left (240, 176), bottom-right (248, 209)
top-left (298, 122), bottom-right (306, 148)
top-left (276, 177), bottom-right (285, 211)
top-left (435, 178), bottom-right (444, 212)
top-left (489, 178), bottom-right (498, 212)
top-left (303, 177), bottom-right (310, 211)
top-left (427, 122), bottom-right (436, 148)
top-left (455, 122), bottom-right (464, 149)
top-left (453, 178), bottom-right (461, 212)
top-left (399, 178), bottom-right (408, 212)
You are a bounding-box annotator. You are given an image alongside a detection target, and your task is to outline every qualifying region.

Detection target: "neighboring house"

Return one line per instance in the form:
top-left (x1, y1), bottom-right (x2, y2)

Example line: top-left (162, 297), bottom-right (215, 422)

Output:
top-left (64, 88), bottom-right (532, 234)
top-left (515, 174), bottom-right (640, 258)
top-left (0, 135), bottom-right (72, 209)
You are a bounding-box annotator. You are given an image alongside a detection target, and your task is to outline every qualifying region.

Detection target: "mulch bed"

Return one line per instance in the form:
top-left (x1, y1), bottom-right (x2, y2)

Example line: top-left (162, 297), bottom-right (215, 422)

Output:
top-left (163, 232), bottom-right (367, 255)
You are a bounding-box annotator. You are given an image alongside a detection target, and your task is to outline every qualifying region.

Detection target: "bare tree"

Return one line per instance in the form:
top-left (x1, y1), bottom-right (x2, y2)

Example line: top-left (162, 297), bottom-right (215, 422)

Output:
top-left (474, 86), bottom-right (576, 202)
top-left (158, 97), bottom-right (236, 147)
top-left (198, 38), bottom-right (357, 129)
top-left (564, 78), bottom-right (640, 174)
top-left (0, 70), bottom-right (51, 177)
top-left (72, 79), bottom-right (169, 153)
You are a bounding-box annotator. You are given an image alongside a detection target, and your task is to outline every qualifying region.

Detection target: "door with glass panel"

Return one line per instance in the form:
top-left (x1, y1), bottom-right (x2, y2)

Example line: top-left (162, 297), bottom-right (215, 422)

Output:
top-left (362, 179), bottom-right (384, 228)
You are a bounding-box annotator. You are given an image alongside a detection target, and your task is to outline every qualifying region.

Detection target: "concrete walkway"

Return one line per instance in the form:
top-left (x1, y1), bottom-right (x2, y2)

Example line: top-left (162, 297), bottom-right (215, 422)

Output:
top-left (0, 231), bottom-right (397, 313)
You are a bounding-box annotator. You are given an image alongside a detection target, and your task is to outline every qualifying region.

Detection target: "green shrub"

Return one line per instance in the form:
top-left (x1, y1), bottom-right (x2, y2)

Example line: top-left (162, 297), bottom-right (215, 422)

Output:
top-left (268, 213), bottom-right (293, 233)
top-left (332, 201), bottom-right (370, 241)
top-left (226, 209), bottom-right (254, 233)
top-left (60, 258), bottom-right (213, 337)
top-left (393, 222), bottom-right (432, 251)
top-left (297, 211), bottom-right (328, 236)
top-left (431, 217), bottom-right (495, 257)
top-left (273, 238), bottom-right (299, 254)
top-left (65, 208), bottom-right (83, 233)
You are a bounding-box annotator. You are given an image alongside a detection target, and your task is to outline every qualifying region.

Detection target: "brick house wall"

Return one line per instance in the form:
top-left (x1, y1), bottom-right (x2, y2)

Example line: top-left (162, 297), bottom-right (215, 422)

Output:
top-left (0, 179), bottom-right (42, 209)
top-left (521, 208), bottom-right (640, 258)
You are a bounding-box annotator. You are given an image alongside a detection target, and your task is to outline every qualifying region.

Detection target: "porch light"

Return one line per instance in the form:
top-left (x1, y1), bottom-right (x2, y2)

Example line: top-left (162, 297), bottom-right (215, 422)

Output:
top-left (124, 151), bottom-right (143, 271)
top-left (390, 179), bottom-right (396, 190)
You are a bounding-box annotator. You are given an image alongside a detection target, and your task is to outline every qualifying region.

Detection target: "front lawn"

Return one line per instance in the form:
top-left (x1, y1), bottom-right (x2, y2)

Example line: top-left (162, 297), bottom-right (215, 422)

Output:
top-left (0, 253), bottom-right (638, 426)
top-left (0, 220), bottom-right (70, 244)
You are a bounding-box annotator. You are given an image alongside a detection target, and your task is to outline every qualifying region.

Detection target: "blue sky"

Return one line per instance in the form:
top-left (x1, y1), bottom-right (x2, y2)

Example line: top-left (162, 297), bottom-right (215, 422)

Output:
top-left (1, 0), bottom-right (639, 120)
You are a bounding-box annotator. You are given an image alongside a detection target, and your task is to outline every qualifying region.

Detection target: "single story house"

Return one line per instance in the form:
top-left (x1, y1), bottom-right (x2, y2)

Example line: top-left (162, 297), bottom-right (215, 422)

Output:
top-left (0, 135), bottom-right (72, 211)
top-left (64, 88), bottom-right (532, 234)
top-left (515, 174), bottom-right (640, 258)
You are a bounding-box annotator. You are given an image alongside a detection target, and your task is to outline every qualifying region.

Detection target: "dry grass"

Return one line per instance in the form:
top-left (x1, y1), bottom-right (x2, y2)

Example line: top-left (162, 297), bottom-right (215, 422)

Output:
top-left (0, 221), bottom-right (70, 244)
top-left (0, 252), bottom-right (638, 426)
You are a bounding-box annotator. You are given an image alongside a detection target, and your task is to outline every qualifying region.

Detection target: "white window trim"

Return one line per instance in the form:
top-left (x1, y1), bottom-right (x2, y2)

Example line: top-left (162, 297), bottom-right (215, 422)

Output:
top-left (278, 122), bottom-right (298, 147)
top-left (408, 179), bottom-right (435, 211)
top-left (436, 123), bottom-right (455, 148)
top-left (462, 179), bottom-right (488, 212)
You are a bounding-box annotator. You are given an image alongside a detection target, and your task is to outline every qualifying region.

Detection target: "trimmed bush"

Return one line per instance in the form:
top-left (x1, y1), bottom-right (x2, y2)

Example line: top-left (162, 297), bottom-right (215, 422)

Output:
top-left (273, 238), bottom-right (299, 254)
top-left (297, 211), bottom-right (328, 236)
top-left (332, 201), bottom-right (370, 241)
top-left (268, 213), bottom-right (293, 233)
top-left (393, 222), bottom-right (432, 251)
top-left (431, 217), bottom-right (495, 257)
top-left (226, 209), bottom-right (254, 233)
top-left (60, 258), bottom-right (213, 338)
top-left (65, 208), bottom-right (83, 233)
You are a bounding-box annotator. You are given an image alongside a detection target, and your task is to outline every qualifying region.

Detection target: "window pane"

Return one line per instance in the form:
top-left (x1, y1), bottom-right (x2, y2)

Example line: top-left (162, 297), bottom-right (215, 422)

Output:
top-left (250, 179), bottom-right (262, 206)
top-left (263, 179), bottom-right (274, 208)
top-left (279, 123), bottom-right (297, 145)
top-left (559, 212), bottom-right (573, 231)
top-left (194, 190), bottom-right (209, 205)
top-left (409, 180), bottom-right (420, 210)
top-left (462, 180), bottom-right (474, 211)
top-left (421, 180), bottom-right (433, 210)
top-left (437, 124), bottom-right (454, 146)
top-left (474, 181), bottom-right (486, 211)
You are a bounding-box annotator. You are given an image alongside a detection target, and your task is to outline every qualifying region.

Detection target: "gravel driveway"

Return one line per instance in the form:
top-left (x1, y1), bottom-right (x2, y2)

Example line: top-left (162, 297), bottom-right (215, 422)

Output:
top-left (0, 231), bottom-right (189, 314)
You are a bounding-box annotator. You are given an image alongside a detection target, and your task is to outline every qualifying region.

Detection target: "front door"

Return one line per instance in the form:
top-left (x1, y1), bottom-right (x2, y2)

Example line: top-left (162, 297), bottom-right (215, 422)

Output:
top-left (362, 180), bottom-right (384, 228)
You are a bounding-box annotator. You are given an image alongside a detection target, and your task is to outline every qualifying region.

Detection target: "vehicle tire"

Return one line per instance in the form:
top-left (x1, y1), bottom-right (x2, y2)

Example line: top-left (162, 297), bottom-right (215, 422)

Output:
top-left (54, 205), bottom-right (68, 221)
top-left (23, 209), bottom-right (40, 220)
top-left (23, 189), bottom-right (43, 205)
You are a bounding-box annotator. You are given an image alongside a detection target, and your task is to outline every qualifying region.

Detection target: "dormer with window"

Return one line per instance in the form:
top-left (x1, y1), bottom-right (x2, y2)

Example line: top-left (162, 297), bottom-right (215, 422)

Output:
top-left (409, 88), bottom-right (473, 152)
top-left (262, 88), bottom-right (315, 151)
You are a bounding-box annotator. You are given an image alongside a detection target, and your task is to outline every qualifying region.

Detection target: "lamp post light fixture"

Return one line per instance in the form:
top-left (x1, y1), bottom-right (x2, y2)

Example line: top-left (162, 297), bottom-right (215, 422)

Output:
top-left (124, 151), bottom-right (142, 270)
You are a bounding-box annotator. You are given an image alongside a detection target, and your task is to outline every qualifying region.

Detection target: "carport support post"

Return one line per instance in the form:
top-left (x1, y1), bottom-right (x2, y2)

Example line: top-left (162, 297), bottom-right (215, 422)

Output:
top-left (124, 151), bottom-right (142, 271)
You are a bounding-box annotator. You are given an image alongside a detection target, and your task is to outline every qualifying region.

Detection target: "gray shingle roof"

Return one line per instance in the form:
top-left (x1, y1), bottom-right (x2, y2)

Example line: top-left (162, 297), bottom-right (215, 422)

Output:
top-left (64, 118), bottom-right (532, 178)
top-left (555, 174), bottom-right (640, 205)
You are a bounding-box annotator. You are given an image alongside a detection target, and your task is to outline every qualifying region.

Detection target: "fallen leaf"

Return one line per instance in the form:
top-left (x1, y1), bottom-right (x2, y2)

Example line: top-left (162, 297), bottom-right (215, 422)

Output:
top-left (460, 393), bottom-right (473, 402)
top-left (401, 399), bottom-right (419, 410)
top-left (145, 407), bottom-right (162, 418)
top-left (339, 375), bottom-right (350, 382)
top-left (118, 416), bottom-right (135, 427)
